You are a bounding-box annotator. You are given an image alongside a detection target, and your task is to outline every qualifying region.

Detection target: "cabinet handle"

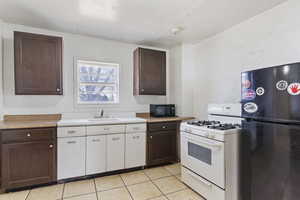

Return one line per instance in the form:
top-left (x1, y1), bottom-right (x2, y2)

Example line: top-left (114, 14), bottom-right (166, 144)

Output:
top-left (67, 130), bottom-right (76, 134)
top-left (112, 137), bottom-right (120, 141)
top-left (27, 133), bottom-right (31, 137)
top-left (92, 139), bottom-right (101, 142)
top-left (49, 144), bottom-right (54, 148)
top-left (133, 136), bottom-right (140, 139)
top-left (67, 141), bottom-right (76, 144)
top-left (133, 127), bottom-right (140, 130)
top-left (162, 126), bottom-right (166, 129)
top-left (141, 89), bottom-right (145, 92)
top-left (56, 88), bottom-right (61, 92)
top-left (150, 136), bottom-right (153, 139)
top-left (104, 128), bottom-right (110, 131)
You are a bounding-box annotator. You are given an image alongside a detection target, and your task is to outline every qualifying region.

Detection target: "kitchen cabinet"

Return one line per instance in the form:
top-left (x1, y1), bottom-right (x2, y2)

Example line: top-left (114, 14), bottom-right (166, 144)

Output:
top-left (57, 126), bottom-right (86, 138)
top-left (107, 134), bottom-right (125, 171)
top-left (56, 123), bottom-right (145, 180)
top-left (147, 122), bottom-right (177, 166)
top-left (133, 48), bottom-right (166, 95)
top-left (86, 135), bottom-right (106, 175)
top-left (57, 137), bottom-right (86, 180)
top-left (1, 128), bottom-right (56, 189)
top-left (87, 125), bottom-right (125, 135)
top-left (14, 31), bottom-right (63, 95)
top-left (125, 132), bottom-right (146, 168)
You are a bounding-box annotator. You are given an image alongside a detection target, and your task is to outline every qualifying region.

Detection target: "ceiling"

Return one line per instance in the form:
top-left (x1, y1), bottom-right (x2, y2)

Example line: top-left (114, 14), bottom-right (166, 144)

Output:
top-left (0, 0), bottom-right (287, 48)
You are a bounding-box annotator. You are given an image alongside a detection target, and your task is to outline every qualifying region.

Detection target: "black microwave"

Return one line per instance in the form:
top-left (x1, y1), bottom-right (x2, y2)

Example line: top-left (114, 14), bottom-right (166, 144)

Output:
top-left (150, 104), bottom-right (176, 117)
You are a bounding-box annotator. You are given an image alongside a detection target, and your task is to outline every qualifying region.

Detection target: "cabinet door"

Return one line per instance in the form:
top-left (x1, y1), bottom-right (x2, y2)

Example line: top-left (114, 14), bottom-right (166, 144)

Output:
top-left (107, 134), bottom-right (125, 171)
top-left (14, 31), bottom-right (63, 95)
top-left (125, 132), bottom-right (146, 168)
top-left (134, 48), bottom-right (166, 95)
top-left (2, 140), bottom-right (56, 189)
top-left (147, 131), bottom-right (177, 166)
top-left (86, 135), bottom-right (106, 175)
top-left (57, 137), bottom-right (86, 180)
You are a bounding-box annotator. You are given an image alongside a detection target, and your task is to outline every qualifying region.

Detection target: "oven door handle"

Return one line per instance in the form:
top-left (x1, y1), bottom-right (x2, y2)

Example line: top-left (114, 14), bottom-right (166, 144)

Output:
top-left (186, 136), bottom-right (222, 150)
top-left (188, 170), bottom-right (212, 187)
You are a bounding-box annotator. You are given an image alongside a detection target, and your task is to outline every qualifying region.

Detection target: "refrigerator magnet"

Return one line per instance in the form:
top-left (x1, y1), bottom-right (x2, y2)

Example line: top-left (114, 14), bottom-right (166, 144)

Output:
top-left (242, 80), bottom-right (251, 89)
top-left (276, 80), bottom-right (288, 91)
top-left (242, 89), bottom-right (256, 100)
top-left (287, 83), bottom-right (300, 95)
top-left (256, 87), bottom-right (265, 96)
top-left (244, 102), bottom-right (258, 113)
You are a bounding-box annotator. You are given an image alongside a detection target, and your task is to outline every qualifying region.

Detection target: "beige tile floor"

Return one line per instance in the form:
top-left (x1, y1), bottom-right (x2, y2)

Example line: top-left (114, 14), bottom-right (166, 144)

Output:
top-left (0, 163), bottom-right (204, 200)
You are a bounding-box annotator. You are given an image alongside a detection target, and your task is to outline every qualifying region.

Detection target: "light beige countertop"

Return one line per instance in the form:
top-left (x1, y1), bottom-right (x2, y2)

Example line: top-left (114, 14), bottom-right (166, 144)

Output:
top-left (136, 113), bottom-right (194, 123)
top-left (0, 114), bottom-right (61, 130)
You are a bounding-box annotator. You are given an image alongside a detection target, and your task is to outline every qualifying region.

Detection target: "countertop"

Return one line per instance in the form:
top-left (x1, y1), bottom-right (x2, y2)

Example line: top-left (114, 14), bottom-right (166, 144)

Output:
top-left (0, 114), bottom-right (194, 130)
top-left (137, 115), bottom-right (194, 123)
top-left (0, 120), bottom-right (59, 130)
top-left (0, 114), bottom-right (61, 130)
top-left (57, 117), bottom-right (146, 127)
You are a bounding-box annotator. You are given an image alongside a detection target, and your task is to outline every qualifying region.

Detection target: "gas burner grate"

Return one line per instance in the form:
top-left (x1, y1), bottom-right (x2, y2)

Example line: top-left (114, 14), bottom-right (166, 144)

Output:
top-left (207, 123), bottom-right (241, 130)
top-left (187, 120), bottom-right (221, 126)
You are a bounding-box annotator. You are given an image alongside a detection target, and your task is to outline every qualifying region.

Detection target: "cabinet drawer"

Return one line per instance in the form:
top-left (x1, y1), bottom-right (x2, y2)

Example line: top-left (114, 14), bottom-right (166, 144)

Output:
top-left (1, 128), bottom-right (56, 143)
top-left (126, 123), bottom-right (146, 133)
top-left (182, 167), bottom-right (225, 200)
top-left (148, 122), bottom-right (177, 132)
top-left (87, 125), bottom-right (125, 136)
top-left (58, 126), bottom-right (86, 138)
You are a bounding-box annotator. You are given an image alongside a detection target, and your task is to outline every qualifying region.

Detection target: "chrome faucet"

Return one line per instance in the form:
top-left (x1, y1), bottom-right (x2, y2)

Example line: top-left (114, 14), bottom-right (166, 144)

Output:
top-left (95, 107), bottom-right (104, 118)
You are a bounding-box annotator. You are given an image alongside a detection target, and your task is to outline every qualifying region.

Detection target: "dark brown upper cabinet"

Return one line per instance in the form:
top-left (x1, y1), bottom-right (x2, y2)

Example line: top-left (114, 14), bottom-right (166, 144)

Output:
top-left (133, 48), bottom-right (166, 95)
top-left (14, 31), bottom-right (63, 95)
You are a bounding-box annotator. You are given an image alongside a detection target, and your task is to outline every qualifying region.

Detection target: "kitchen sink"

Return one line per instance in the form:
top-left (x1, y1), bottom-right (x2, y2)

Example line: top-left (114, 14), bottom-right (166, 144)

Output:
top-left (87, 118), bottom-right (120, 122)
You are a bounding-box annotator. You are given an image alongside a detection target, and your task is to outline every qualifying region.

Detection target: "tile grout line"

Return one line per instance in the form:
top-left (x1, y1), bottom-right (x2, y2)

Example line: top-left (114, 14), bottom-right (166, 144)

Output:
top-left (119, 174), bottom-right (134, 200)
top-left (61, 183), bottom-right (65, 200)
top-left (142, 169), bottom-right (167, 200)
top-left (24, 189), bottom-right (31, 200)
top-left (63, 191), bottom-right (98, 199)
top-left (143, 165), bottom-right (186, 200)
top-left (93, 178), bottom-right (100, 200)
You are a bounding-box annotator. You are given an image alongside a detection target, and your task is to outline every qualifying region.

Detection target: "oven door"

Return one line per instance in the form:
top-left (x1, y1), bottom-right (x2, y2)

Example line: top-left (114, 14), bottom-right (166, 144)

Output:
top-left (181, 132), bottom-right (225, 188)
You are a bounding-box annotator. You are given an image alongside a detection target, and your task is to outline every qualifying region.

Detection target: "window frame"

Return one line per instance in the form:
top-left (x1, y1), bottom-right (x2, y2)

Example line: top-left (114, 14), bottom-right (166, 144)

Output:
top-left (76, 59), bottom-right (120, 105)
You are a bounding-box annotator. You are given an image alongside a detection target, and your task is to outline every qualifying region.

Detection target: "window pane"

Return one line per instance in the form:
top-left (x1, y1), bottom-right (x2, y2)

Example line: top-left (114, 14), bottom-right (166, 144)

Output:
top-left (79, 64), bottom-right (117, 83)
top-left (77, 60), bottom-right (119, 104)
top-left (79, 84), bottom-right (117, 103)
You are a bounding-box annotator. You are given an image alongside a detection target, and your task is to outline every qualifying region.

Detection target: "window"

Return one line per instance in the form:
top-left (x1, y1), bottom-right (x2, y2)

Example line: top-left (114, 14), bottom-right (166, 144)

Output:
top-left (77, 60), bottom-right (119, 104)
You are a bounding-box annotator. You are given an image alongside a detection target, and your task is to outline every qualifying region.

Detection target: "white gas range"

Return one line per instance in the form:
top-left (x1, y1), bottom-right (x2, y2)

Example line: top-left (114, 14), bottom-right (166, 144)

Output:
top-left (180, 104), bottom-right (241, 200)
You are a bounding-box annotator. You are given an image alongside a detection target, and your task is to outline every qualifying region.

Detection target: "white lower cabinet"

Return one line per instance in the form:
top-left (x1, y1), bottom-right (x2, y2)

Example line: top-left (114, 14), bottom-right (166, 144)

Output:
top-left (58, 137), bottom-right (86, 180)
top-left (86, 135), bottom-right (106, 175)
top-left (107, 134), bottom-right (125, 171)
top-left (125, 132), bottom-right (146, 168)
top-left (57, 123), bottom-right (146, 180)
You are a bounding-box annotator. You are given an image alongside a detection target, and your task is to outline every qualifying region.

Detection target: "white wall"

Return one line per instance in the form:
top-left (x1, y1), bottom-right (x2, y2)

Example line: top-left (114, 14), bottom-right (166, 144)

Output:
top-left (1, 23), bottom-right (169, 119)
top-left (187, 0), bottom-right (300, 119)
top-left (0, 20), bottom-right (3, 119)
top-left (169, 45), bottom-right (183, 115)
top-left (169, 44), bottom-right (195, 116)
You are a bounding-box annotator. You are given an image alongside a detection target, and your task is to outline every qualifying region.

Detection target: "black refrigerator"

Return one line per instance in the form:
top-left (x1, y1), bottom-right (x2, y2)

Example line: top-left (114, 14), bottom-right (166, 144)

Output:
top-left (241, 62), bottom-right (300, 200)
